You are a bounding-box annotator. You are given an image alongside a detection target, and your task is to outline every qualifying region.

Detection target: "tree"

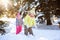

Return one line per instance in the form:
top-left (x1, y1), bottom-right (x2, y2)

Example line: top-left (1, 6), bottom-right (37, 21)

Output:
top-left (44, 7), bottom-right (52, 25)
top-left (35, 0), bottom-right (53, 25)
top-left (55, 0), bottom-right (60, 16)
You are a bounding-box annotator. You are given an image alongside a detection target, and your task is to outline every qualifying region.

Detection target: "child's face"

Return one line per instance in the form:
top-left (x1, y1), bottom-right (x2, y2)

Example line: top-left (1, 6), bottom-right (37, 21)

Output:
top-left (29, 13), bottom-right (35, 17)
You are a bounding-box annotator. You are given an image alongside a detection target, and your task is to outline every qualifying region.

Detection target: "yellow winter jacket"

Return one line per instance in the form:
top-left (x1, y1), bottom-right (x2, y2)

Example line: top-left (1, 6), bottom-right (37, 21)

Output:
top-left (24, 14), bottom-right (36, 27)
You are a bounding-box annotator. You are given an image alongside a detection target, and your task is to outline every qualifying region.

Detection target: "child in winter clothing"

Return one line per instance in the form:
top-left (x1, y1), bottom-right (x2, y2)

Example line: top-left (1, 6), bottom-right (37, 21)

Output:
top-left (16, 12), bottom-right (23, 34)
top-left (23, 12), bottom-right (36, 36)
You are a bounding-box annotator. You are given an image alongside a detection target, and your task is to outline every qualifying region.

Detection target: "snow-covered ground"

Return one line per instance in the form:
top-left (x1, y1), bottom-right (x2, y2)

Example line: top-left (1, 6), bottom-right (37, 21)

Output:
top-left (0, 17), bottom-right (16, 34)
top-left (0, 17), bottom-right (60, 40)
top-left (0, 28), bottom-right (60, 40)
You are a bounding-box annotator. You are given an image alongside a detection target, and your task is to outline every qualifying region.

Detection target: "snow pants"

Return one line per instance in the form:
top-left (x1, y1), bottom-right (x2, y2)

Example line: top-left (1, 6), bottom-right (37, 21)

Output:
top-left (24, 25), bottom-right (33, 35)
top-left (16, 25), bottom-right (22, 34)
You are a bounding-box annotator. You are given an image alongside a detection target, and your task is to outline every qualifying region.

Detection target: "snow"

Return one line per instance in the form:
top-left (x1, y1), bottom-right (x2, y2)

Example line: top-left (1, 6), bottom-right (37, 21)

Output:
top-left (0, 17), bottom-right (16, 34)
top-left (0, 28), bottom-right (60, 40)
top-left (0, 17), bottom-right (60, 40)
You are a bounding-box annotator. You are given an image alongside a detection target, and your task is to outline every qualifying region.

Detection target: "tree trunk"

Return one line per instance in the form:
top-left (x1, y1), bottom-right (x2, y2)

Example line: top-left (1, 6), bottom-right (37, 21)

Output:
top-left (47, 19), bottom-right (52, 25)
top-left (45, 12), bottom-right (52, 25)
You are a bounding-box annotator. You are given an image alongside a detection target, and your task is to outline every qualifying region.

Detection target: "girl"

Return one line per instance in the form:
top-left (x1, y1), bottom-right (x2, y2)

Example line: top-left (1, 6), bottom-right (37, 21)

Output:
top-left (16, 12), bottom-right (23, 34)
